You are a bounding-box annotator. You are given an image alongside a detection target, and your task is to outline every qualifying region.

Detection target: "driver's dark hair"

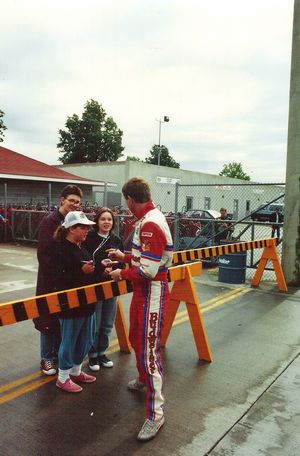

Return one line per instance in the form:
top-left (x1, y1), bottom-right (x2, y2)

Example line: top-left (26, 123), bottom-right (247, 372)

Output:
top-left (122, 177), bottom-right (151, 203)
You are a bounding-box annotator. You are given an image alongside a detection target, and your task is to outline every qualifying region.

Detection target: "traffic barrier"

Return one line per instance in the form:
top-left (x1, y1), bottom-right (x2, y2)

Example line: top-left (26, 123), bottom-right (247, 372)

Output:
top-left (173, 237), bottom-right (287, 292)
top-left (0, 261), bottom-right (212, 361)
top-left (0, 237), bottom-right (286, 362)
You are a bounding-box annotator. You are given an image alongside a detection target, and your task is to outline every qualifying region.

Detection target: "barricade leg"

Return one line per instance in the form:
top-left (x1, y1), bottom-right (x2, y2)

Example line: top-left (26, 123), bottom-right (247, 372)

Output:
top-left (161, 297), bottom-right (180, 347)
top-left (114, 298), bottom-right (131, 353)
top-left (161, 267), bottom-right (213, 362)
top-left (252, 242), bottom-right (288, 292)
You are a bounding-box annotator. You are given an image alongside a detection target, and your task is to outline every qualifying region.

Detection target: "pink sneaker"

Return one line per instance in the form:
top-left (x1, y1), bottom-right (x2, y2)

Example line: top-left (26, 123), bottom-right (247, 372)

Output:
top-left (56, 378), bottom-right (83, 393)
top-left (70, 371), bottom-right (96, 383)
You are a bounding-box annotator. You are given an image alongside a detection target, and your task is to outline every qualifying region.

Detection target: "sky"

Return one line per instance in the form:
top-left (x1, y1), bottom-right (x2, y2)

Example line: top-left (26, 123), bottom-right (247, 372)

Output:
top-left (0, 0), bottom-right (294, 183)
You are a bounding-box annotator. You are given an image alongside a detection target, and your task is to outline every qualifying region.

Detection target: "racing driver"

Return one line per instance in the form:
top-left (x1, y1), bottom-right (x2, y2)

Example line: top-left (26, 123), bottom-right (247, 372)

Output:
top-left (109, 177), bottom-right (173, 442)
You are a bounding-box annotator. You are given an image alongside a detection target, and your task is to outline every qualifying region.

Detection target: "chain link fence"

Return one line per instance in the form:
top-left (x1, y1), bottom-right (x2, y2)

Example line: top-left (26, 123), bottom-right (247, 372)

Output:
top-left (6, 208), bottom-right (136, 250)
top-left (167, 182), bottom-right (285, 280)
top-left (2, 181), bottom-right (285, 280)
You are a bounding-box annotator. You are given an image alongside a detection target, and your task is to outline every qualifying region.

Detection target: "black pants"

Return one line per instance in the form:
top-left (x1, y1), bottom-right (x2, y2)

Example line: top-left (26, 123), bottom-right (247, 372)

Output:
top-left (271, 226), bottom-right (280, 238)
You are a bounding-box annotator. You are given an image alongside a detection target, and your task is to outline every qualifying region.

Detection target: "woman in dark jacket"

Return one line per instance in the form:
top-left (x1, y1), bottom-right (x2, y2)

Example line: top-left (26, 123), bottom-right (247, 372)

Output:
top-left (83, 207), bottom-right (124, 371)
top-left (51, 211), bottom-right (97, 393)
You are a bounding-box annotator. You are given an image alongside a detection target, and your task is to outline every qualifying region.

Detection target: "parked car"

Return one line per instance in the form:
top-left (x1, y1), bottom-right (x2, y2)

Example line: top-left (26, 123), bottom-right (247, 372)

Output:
top-left (250, 203), bottom-right (284, 222)
top-left (184, 209), bottom-right (221, 219)
top-left (177, 209), bottom-right (221, 249)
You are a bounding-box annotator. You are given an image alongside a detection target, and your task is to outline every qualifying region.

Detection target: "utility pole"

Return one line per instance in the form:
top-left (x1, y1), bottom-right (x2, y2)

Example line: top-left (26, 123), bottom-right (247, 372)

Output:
top-left (157, 116), bottom-right (169, 166)
top-left (282, 0), bottom-right (300, 285)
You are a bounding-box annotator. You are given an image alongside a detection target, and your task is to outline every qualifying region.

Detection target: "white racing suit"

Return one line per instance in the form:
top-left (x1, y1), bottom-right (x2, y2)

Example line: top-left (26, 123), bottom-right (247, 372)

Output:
top-left (120, 201), bottom-right (173, 421)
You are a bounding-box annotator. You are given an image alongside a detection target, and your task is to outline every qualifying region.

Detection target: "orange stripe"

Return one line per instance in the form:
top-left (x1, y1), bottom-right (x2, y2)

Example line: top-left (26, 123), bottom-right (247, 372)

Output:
top-left (85, 285), bottom-right (97, 304)
top-left (67, 289), bottom-right (80, 308)
top-left (118, 280), bottom-right (129, 295)
top-left (211, 247), bottom-right (217, 257)
top-left (102, 282), bottom-right (114, 300)
top-left (24, 298), bottom-right (40, 320)
top-left (46, 294), bottom-right (61, 313)
top-left (0, 305), bottom-right (17, 325)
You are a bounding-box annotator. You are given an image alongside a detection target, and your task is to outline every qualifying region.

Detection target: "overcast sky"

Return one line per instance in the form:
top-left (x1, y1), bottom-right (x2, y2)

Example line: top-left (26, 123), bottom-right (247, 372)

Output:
top-left (0, 0), bottom-right (294, 182)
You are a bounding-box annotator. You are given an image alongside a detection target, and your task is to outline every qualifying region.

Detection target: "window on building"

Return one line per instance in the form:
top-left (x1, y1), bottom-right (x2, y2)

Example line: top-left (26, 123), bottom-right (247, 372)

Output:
top-left (233, 199), bottom-right (239, 219)
top-left (246, 200), bottom-right (250, 213)
top-left (204, 197), bottom-right (211, 209)
top-left (186, 196), bottom-right (193, 211)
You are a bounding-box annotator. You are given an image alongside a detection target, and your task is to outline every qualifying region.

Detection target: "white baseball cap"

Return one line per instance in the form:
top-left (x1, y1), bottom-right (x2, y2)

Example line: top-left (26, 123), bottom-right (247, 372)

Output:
top-left (62, 211), bottom-right (96, 229)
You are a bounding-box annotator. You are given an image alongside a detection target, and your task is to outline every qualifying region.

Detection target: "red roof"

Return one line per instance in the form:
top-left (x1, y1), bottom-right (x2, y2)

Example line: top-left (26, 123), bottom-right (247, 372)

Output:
top-left (0, 145), bottom-right (98, 183)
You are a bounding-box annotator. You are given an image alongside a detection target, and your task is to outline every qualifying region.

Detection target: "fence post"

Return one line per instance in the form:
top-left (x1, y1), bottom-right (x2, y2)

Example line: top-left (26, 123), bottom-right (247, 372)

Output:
top-left (173, 182), bottom-right (180, 250)
top-left (250, 222), bottom-right (255, 267)
top-left (28, 211), bottom-right (32, 240)
top-left (4, 183), bottom-right (7, 242)
top-left (11, 210), bottom-right (15, 240)
top-left (48, 183), bottom-right (52, 210)
top-left (104, 182), bottom-right (108, 207)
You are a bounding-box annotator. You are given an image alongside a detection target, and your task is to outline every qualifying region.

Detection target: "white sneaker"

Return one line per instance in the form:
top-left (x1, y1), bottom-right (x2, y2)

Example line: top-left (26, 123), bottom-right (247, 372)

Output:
top-left (98, 354), bottom-right (113, 368)
top-left (127, 378), bottom-right (146, 391)
top-left (137, 416), bottom-right (165, 441)
top-left (88, 358), bottom-right (100, 372)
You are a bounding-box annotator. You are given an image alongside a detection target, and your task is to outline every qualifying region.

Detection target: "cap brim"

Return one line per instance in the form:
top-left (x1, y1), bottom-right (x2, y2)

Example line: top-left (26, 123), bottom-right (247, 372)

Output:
top-left (62, 219), bottom-right (96, 228)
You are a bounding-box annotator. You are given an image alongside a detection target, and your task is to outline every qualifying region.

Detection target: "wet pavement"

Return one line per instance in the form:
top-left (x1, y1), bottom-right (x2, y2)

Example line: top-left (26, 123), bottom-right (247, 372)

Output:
top-left (0, 243), bottom-right (299, 456)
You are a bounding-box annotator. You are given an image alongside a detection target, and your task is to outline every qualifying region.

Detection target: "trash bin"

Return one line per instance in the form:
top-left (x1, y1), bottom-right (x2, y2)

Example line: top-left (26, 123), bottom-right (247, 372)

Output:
top-left (218, 241), bottom-right (247, 284)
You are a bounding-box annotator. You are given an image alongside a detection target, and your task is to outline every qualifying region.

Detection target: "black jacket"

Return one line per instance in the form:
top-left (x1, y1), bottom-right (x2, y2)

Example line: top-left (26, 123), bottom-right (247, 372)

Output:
top-left (36, 208), bottom-right (64, 295)
top-left (34, 209), bottom-right (64, 333)
top-left (50, 238), bottom-right (96, 319)
top-left (83, 230), bottom-right (124, 282)
top-left (270, 212), bottom-right (284, 225)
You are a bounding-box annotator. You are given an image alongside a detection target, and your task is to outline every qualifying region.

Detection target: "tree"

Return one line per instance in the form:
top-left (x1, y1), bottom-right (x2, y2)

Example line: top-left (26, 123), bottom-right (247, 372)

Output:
top-left (0, 110), bottom-right (7, 142)
top-left (57, 99), bottom-right (124, 164)
top-left (126, 156), bottom-right (143, 162)
top-left (219, 162), bottom-right (250, 180)
top-left (145, 145), bottom-right (180, 168)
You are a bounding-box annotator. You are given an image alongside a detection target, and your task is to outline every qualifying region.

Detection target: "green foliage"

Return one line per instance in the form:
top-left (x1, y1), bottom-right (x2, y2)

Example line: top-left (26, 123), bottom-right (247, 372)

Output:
top-left (145, 145), bottom-right (180, 168)
top-left (0, 110), bottom-right (7, 142)
top-left (57, 99), bottom-right (124, 164)
top-left (219, 162), bottom-right (250, 181)
top-left (126, 156), bottom-right (143, 162)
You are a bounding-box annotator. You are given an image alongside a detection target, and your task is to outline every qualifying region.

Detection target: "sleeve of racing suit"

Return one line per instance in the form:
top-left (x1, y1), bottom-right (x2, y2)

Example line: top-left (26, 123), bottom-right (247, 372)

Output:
top-left (121, 221), bottom-right (166, 281)
top-left (123, 253), bottom-right (133, 264)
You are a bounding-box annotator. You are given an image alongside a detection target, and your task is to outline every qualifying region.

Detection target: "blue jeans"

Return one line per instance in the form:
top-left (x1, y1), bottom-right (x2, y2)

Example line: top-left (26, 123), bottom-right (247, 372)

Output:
top-left (88, 298), bottom-right (117, 358)
top-left (58, 315), bottom-right (96, 370)
top-left (41, 332), bottom-right (61, 361)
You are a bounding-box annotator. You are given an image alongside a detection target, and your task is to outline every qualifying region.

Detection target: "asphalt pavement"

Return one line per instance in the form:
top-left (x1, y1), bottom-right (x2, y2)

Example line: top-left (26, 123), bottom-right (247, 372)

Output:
top-left (0, 243), bottom-right (299, 456)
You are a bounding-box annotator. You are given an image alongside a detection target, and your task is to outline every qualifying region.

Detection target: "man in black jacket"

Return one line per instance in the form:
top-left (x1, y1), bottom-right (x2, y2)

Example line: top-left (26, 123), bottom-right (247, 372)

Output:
top-left (34, 185), bottom-right (83, 376)
top-left (215, 208), bottom-right (233, 244)
top-left (270, 208), bottom-right (284, 238)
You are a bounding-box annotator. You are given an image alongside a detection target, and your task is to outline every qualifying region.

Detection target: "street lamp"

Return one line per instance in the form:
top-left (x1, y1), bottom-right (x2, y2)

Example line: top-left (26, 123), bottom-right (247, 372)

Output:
top-left (157, 115), bottom-right (170, 166)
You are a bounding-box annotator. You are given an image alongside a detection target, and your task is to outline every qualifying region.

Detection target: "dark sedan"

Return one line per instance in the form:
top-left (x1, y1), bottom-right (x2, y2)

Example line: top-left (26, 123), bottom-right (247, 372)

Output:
top-left (250, 203), bottom-right (284, 222)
